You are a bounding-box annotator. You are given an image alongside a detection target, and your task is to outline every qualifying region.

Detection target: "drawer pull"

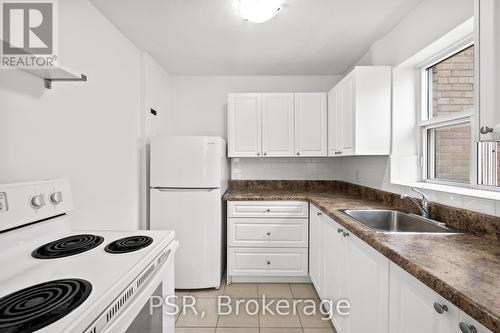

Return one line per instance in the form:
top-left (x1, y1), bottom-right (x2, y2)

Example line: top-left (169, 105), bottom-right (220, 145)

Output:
top-left (317, 212), bottom-right (322, 216)
top-left (337, 228), bottom-right (344, 234)
top-left (342, 231), bottom-right (350, 237)
top-left (459, 323), bottom-right (477, 333)
top-left (433, 302), bottom-right (448, 314)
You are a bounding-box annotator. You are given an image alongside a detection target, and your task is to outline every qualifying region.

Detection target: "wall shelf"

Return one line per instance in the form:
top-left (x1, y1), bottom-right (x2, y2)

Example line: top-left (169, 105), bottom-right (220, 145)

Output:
top-left (22, 66), bottom-right (87, 89)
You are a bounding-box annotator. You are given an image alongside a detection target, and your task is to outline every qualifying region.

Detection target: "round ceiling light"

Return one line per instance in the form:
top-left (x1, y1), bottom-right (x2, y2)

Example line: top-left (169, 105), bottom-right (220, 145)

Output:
top-left (239, 0), bottom-right (281, 23)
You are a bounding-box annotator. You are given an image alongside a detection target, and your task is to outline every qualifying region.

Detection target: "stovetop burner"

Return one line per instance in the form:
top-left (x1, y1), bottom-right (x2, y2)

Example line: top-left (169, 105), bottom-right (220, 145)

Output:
top-left (0, 279), bottom-right (91, 333)
top-left (32, 234), bottom-right (104, 259)
top-left (105, 236), bottom-right (153, 254)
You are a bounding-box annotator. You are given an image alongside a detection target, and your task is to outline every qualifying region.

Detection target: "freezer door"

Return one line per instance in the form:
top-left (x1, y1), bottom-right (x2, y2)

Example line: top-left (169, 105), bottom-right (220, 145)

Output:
top-left (150, 188), bottom-right (222, 289)
top-left (150, 136), bottom-right (222, 188)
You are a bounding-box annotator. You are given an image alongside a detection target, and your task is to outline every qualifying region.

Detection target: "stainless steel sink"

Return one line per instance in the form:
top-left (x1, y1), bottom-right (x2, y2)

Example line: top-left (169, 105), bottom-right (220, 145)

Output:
top-left (341, 209), bottom-right (458, 234)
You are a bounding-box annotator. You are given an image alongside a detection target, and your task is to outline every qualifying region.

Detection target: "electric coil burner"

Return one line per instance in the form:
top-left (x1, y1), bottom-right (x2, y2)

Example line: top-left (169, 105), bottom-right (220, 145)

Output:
top-left (0, 279), bottom-right (91, 333)
top-left (32, 234), bottom-right (104, 259)
top-left (105, 236), bottom-right (153, 254)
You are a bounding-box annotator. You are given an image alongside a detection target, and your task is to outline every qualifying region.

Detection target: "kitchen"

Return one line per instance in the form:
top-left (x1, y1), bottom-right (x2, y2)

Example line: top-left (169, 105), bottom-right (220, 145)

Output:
top-left (0, 0), bottom-right (499, 332)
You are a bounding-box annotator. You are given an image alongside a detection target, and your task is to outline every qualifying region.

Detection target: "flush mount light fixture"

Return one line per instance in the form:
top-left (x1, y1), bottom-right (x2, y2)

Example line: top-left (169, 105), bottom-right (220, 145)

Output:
top-left (239, 0), bottom-right (281, 23)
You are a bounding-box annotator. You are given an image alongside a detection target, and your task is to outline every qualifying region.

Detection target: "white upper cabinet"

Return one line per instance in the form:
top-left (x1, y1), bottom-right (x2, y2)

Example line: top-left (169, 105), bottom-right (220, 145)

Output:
top-left (327, 87), bottom-right (342, 156)
top-left (228, 92), bottom-right (327, 157)
top-left (478, 0), bottom-right (500, 141)
top-left (389, 262), bottom-right (459, 333)
top-left (340, 73), bottom-right (355, 155)
top-left (228, 94), bottom-right (262, 157)
top-left (294, 93), bottom-right (328, 156)
top-left (262, 93), bottom-right (295, 157)
top-left (328, 66), bottom-right (392, 156)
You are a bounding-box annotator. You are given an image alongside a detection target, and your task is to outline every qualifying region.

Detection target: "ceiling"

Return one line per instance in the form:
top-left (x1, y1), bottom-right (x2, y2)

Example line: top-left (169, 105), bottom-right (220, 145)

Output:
top-left (90, 0), bottom-right (423, 75)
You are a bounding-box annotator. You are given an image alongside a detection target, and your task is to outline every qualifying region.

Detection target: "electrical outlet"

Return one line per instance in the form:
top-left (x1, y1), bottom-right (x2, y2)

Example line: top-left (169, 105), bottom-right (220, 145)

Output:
top-left (0, 192), bottom-right (8, 212)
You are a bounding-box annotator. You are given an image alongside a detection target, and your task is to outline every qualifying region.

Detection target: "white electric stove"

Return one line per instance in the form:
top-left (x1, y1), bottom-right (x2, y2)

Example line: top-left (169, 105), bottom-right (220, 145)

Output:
top-left (0, 179), bottom-right (178, 333)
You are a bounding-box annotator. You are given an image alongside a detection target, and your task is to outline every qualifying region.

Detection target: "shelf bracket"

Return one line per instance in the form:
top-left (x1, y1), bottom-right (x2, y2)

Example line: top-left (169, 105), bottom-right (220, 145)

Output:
top-left (44, 74), bottom-right (87, 89)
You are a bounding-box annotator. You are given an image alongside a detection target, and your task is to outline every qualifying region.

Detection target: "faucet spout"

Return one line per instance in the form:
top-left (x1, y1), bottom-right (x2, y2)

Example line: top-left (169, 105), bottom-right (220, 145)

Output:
top-left (400, 188), bottom-right (431, 218)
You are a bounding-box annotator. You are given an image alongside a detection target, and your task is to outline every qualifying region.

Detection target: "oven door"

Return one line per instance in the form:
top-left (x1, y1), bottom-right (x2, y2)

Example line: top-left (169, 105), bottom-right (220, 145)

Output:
top-left (104, 241), bottom-right (179, 333)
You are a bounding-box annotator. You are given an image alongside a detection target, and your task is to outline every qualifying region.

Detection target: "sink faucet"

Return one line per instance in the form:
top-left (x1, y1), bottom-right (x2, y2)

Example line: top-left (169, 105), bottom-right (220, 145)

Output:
top-left (400, 188), bottom-right (431, 218)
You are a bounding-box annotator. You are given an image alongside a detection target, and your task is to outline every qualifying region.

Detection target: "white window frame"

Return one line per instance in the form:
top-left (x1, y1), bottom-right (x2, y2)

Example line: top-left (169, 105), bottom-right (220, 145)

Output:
top-left (418, 39), bottom-right (475, 188)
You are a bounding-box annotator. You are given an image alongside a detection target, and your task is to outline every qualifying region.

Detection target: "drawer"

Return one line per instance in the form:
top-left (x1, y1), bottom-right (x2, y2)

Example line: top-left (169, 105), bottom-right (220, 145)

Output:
top-left (227, 247), bottom-right (308, 277)
top-left (228, 201), bottom-right (308, 218)
top-left (228, 218), bottom-right (308, 248)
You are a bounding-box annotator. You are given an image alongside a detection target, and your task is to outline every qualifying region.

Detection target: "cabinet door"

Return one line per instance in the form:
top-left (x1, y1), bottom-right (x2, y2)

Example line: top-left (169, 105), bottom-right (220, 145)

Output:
top-left (342, 232), bottom-right (389, 333)
top-left (327, 87), bottom-right (342, 156)
top-left (322, 216), bottom-right (344, 331)
top-left (228, 94), bottom-right (262, 157)
top-left (262, 93), bottom-right (295, 156)
top-left (309, 205), bottom-right (323, 297)
top-left (340, 74), bottom-right (355, 155)
top-left (389, 262), bottom-right (459, 333)
top-left (478, 0), bottom-right (500, 141)
top-left (294, 93), bottom-right (327, 156)
top-left (459, 311), bottom-right (493, 333)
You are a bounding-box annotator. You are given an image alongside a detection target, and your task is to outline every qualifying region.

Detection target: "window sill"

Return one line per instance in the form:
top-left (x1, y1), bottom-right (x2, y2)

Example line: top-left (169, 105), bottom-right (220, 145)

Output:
top-left (394, 182), bottom-right (500, 201)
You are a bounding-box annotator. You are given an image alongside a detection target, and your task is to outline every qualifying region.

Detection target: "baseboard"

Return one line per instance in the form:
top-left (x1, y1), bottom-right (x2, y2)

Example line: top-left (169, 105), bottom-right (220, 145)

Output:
top-left (227, 275), bottom-right (311, 284)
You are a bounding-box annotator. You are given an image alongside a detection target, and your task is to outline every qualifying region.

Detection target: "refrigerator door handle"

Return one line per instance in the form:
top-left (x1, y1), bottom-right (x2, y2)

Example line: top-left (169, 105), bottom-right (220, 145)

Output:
top-left (152, 187), bottom-right (218, 192)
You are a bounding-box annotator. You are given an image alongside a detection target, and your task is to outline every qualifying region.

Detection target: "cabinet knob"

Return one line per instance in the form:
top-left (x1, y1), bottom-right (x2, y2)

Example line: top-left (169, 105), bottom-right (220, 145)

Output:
top-left (266, 260), bottom-right (271, 265)
top-left (296, 152), bottom-right (300, 156)
top-left (459, 323), bottom-right (477, 333)
top-left (480, 126), bottom-right (494, 134)
top-left (266, 232), bottom-right (271, 236)
top-left (433, 302), bottom-right (448, 314)
top-left (317, 212), bottom-right (322, 216)
top-left (343, 231), bottom-right (350, 237)
top-left (266, 209), bottom-right (271, 212)
top-left (337, 228), bottom-right (343, 234)
top-left (257, 152), bottom-right (260, 156)
top-left (263, 152), bottom-right (267, 156)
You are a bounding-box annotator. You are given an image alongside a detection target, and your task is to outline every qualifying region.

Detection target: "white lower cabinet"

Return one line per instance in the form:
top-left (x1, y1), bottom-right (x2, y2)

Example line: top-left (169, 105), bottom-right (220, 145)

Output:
top-left (227, 247), bottom-right (308, 277)
top-left (389, 262), bottom-right (493, 333)
top-left (459, 312), bottom-right (493, 333)
top-left (310, 204), bottom-right (493, 333)
top-left (227, 201), bottom-right (309, 283)
top-left (309, 205), bottom-right (324, 297)
top-left (389, 262), bottom-right (459, 333)
top-left (319, 212), bottom-right (389, 333)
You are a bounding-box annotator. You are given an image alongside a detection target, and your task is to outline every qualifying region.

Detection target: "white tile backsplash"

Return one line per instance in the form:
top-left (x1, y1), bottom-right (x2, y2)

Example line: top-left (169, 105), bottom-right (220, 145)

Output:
top-left (462, 197), bottom-right (496, 216)
top-left (230, 155), bottom-right (500, 217)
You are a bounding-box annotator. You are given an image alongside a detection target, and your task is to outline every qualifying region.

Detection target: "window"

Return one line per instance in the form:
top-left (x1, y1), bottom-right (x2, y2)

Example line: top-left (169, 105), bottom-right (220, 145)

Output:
top-left (420, 44), bottom-right (500, 190)
top-left (421, 45), bottom-right (475, 185)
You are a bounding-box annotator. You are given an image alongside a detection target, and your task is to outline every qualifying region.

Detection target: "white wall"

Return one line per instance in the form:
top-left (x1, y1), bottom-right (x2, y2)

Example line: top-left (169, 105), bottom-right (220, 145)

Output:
top-left (0, 0), bottom-right (147, 230)
top-left (356, 0), bottom-right (474, 67)
top-left (168, 75), bottom-right (341, 139)
top-left (139, 53), bottom-right (171, 228)
top-left (342, 0), bottom-right (500, 216)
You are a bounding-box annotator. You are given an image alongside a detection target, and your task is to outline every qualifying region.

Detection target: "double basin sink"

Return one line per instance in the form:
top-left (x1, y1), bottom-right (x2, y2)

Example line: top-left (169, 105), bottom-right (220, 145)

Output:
top-left (342, 209), bottom-right (458, 234)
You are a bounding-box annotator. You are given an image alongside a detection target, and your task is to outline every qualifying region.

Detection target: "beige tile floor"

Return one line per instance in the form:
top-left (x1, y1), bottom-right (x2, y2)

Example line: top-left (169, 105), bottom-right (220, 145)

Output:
top-left (175, 281), bottom-right (337, 333)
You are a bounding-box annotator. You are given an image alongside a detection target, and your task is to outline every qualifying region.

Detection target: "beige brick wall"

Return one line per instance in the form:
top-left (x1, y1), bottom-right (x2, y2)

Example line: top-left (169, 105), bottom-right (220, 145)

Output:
top-left (431, 46), bottom-right (474, 182)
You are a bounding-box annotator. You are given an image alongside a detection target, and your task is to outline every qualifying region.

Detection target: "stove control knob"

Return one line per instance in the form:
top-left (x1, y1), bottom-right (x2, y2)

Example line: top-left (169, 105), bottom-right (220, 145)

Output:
top-left (50, 191), bottom-right (63, 205)
top-left (30, 194), bottom-right (46, 209)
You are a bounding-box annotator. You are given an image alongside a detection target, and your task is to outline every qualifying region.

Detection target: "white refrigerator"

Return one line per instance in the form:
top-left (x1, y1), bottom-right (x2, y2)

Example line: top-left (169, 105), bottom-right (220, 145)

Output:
top-left (149, 136), bottom-right (228, 289)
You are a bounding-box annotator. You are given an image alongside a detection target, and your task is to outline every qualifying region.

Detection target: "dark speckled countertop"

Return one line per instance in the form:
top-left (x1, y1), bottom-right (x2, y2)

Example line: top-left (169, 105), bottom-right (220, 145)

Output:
top-left (224, 187), bottom-right (500, 332)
